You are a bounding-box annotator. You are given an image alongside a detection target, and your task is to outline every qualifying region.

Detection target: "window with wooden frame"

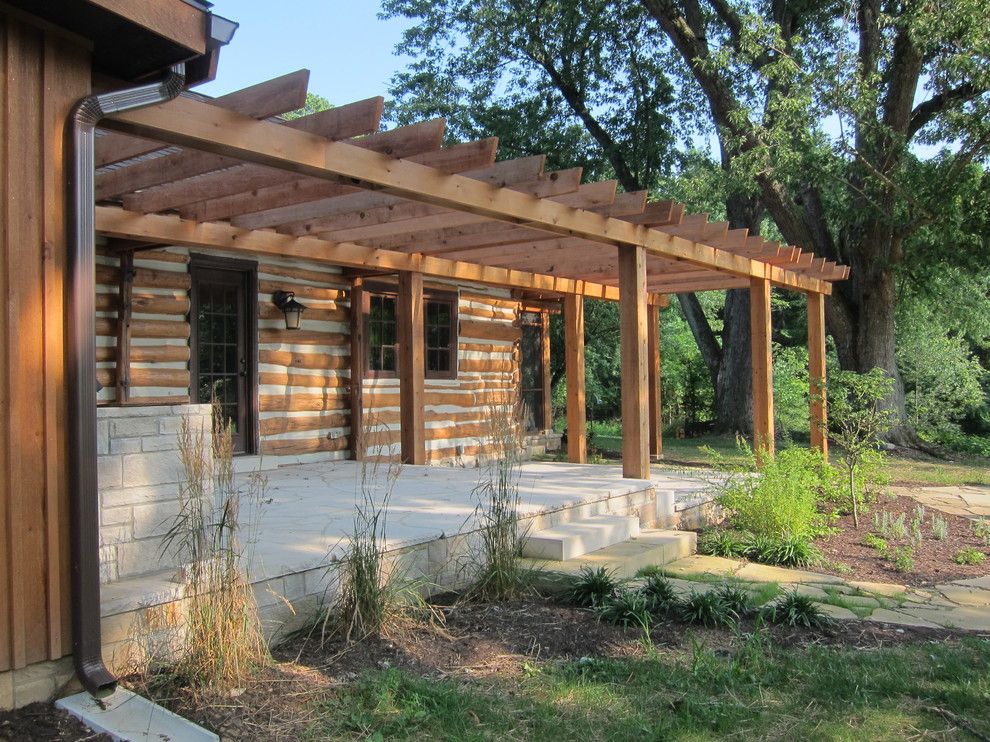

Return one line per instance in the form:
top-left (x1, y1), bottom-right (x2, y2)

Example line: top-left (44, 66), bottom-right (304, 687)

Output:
top-left (363, 285), bottom-right (458, 379)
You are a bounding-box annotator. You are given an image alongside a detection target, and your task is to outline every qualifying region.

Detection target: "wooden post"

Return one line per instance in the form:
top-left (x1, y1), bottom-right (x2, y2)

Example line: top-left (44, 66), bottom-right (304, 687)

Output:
top-left (398, 270), bottom-right (426, 464)
top-left (619, 245), bottom-right (650, 479)
top-left (648, 302), bottom-right (663, 460)
top-left (115, 250), bottom-right (134, 404)
top-left (808, 291), bottom-right (828, 459)
top-left (349, 277), bottom-right (365, 461)
top-left (540, 311), bottom-right (553, 432)
top-left (750, 277), bottom-right (775, 463)
top-left (563, 294), bottom-right (586, 463)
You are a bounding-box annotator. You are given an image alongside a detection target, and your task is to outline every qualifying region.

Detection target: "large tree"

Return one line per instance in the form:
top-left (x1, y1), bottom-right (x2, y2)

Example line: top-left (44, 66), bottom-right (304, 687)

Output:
top-left (382, 0), bottom-right (761, 433)
top-left (641, 0), bottom-right (990, 442)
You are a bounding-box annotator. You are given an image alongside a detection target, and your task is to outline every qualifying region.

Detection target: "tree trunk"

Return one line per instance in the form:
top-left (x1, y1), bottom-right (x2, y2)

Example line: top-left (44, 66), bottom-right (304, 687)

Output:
top-left (714, 288), bottom-right (753, 434)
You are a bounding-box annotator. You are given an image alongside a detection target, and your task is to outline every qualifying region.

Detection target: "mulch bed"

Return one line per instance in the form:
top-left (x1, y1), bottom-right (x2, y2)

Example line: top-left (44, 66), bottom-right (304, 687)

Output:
top-left (132, 596), bottom-right (976, 741)
top-left (0, 702), bottom-right (111, 742)
top-left (816, 493), bottom-right (989, 586)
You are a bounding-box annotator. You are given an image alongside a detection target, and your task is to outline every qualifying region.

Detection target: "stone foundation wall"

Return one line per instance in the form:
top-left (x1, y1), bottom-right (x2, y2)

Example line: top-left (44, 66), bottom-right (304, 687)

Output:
top-left (98, 404), bottom-right (213, 582)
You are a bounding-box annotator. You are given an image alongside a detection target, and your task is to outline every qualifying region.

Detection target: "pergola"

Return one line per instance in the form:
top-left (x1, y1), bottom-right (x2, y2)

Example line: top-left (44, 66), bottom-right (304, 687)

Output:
top-left (92, 72), bottom-right (845, 478)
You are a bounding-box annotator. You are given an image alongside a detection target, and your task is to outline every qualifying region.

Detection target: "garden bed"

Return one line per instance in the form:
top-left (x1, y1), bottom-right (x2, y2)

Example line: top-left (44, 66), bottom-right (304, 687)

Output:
top-left (816, 494), bottom-right (989, 586)
top-left (122, 596), bottom-right (981, 741)
top-left (0, 702), bottom-right (112, 741)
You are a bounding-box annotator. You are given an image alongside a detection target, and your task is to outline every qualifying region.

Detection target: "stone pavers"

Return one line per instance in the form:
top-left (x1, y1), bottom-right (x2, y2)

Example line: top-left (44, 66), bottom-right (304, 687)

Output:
top-left (662, 553), bottom-right (990, 631)
top-left (893, 485), bottom-right (990, 519)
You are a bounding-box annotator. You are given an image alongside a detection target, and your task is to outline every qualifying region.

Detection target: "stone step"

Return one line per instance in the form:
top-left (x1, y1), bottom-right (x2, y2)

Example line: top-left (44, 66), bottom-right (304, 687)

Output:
top-left (521, 514), bottom-right (641, 561)
top-left (521, 529), bottom-right (697, 579)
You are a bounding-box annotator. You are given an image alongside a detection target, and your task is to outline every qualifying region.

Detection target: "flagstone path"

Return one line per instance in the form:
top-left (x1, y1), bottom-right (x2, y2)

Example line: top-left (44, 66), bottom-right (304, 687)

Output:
top-left (893, 484), bottom-right (990, 519)
top-left (658, 554), bottom-right (990, 631)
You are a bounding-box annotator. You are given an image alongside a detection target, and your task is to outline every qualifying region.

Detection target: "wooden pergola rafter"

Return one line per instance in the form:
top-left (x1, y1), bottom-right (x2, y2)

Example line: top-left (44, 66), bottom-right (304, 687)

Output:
top-left (92, 71), bottom-right (842, 474)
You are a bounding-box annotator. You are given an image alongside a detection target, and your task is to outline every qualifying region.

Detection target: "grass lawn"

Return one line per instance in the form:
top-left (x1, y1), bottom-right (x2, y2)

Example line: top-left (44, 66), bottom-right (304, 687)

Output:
top-left (571, 427), bottom-right (990, 487)
top-left (315, 637), bottom-right (990, 740)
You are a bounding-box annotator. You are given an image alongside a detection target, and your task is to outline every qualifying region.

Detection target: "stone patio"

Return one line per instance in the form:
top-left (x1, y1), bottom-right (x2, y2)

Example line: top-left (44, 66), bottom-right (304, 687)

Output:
top-left (659, 554), bottom-right (990, 631)
top-left (893, 484), bottom-right (990, 519)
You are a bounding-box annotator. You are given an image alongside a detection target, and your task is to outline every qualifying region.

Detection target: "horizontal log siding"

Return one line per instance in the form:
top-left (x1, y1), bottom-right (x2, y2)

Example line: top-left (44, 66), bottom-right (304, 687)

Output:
top-left (361, 286), bottom-right (521, 462)
top-left (95, 246), bottom-right (353, 458)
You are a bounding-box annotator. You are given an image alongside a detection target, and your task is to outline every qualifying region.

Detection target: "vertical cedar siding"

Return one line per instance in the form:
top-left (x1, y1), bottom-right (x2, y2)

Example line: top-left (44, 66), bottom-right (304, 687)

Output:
top-left (0, 14), bottom-right (91, 670)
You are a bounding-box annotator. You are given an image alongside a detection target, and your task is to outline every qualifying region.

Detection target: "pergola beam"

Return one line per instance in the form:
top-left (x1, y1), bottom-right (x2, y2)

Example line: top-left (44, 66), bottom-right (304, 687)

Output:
top-left (94, 206), bottom-right (624, 300)
top-left (101, 96), bottom-right (831, 295)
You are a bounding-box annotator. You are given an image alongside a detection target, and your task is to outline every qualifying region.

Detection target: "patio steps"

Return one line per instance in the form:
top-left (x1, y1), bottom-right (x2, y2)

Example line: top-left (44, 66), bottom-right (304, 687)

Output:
top-left (521, 514), bottom-right (641, 561)
top-left (520, 527), bottom-right (697, 579)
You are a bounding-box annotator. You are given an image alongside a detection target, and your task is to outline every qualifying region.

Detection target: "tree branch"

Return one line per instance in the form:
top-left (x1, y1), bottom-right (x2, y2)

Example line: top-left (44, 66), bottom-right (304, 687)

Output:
top-left (908, 83), bottom-right (981, 139)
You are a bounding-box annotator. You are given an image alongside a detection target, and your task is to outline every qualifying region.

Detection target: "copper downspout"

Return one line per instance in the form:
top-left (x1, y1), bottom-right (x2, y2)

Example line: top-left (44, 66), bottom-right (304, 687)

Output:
top-left (68, 64), bottom-right (186, 697)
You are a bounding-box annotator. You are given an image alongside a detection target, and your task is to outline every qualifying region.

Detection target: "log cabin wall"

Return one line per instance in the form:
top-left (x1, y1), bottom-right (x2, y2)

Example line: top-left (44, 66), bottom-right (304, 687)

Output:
top-left (0, 12), bottom-right (90, 676)
top-left (95, 249), bottom-right (525, 464)
top-left (361, 285), bottom-right (522, 462)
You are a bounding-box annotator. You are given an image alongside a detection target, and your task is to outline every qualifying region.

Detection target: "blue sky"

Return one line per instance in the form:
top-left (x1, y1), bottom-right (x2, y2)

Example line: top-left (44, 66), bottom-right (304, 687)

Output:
top-left (198, 1), bottom-right (413, 103)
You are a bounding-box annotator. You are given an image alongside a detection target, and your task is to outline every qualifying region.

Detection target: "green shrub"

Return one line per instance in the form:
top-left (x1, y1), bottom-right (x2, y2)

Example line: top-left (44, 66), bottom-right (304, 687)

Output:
top-left (568, 566), bottom-right (619, 607)
top-left (761, 592), bottom-right (829, 629)
top-left (862, 533), bottom-right (889, 556)
top-left (890, 513), bottom-right (908, 540)
top-left (953, 548), bottom-right (986, 566)
top-left (638, 575), bottom-right (679, 615)
top-left (743, 532), bottom-right (821, 567)
top-left (713, 584), bottom-right (753, 617)
top-left (713, 446), bottom-right (830, 540)
top-left (893, 546), bottom-right (915, 573)
top-left (678, 590), bottom-right (739, 627)
top-left (596, 589), bottom-right (653, 629)
top-left (698, 529), bottom-right (747, 558)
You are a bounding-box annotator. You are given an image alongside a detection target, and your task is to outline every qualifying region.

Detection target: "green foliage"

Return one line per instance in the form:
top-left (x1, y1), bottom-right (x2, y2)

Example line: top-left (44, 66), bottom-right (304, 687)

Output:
top-left (678, 590), bottom-right (739, 628)
top-left (773, 344), bottom-right (810, 439)
top-left (698, 529), bottom-right (747, 558)
top-left (862, 533), bottom-right (889, 556)
top-left (931, 514), bottom-right (949, 541)
top-left (827, 369), bottom-right (897, 528)
top-left (595, 589), bottom-right (653, 630)
top-left (973, 520), bottom-right (990, 546)
top-left (283, 92), bottom-right (332, 120)
top-left (637, 575), bottom-right (679, 616)
top-left (761, 593), bottom-right (828, 629)
top-left (568, 566), bottom-right (618, 608)
top-left (742, 533), bottom-right (821, 568)
top-left (892, 546), bottom-right (915, 574)
top-left (953, 548), bottom-right (987, 566)
top-left (713, 584), bottom-right (753, 617)
top-left (711, 445), bottom-right (831, 540)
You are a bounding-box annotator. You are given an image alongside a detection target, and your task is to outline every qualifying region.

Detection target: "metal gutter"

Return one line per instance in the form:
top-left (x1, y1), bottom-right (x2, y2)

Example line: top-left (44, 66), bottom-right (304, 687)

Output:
top-left (68, 64), bottom-right (186, 697)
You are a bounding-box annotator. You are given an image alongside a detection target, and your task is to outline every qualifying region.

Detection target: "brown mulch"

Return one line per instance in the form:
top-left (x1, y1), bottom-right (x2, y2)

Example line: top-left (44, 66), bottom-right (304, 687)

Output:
top-left (0, 702), bottom-right (111, 742)
top-left (816, 494), bottom-right (989, 586)
top-left (135, 596), bottom-right (978, 741)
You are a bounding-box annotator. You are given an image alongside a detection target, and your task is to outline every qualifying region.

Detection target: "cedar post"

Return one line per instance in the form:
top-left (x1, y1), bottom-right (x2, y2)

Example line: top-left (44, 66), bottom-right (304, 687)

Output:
top-left (115, 250), bottom-right (134, 404)
top-left (349, 277), bottom-right (365, 460)
top-left (619, 245), bottom-right (650, 479)
top-left (750, 276), bottom-right (775, 463)
top-left (808, 291), bottom-right (828, 459)
top-left (540, 311), bottom-right (553, 432)
top-left (398, 270), bottom-right (426, 464)
top-left (563, 294), bottom-right (586, 463)
top-left (648, 301), bottom-right (663, 460)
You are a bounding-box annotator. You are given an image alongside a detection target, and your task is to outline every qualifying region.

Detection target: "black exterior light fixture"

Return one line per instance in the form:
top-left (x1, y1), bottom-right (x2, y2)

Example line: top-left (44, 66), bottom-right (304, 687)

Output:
top-left (272, 290), bottom-right (307, 330)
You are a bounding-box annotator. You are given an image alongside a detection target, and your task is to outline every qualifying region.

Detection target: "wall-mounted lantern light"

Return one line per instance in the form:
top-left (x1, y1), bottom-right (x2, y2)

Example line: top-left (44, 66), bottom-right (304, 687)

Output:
top-left (272, 290), bottom-right (307, 330)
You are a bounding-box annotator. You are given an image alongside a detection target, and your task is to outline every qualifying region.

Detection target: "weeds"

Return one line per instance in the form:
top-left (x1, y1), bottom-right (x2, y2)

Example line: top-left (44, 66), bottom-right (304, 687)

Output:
top-left (159, 402), bottom-right (268, 689)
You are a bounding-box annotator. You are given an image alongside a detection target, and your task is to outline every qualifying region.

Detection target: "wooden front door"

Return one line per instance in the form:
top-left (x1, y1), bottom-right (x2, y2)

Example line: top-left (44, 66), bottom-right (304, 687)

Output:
top-left (190, 256), bottom-right (257, 454)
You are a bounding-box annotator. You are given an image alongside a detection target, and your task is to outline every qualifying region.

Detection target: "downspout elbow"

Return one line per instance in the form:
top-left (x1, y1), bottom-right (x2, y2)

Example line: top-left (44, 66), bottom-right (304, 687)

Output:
top-left (67, 64), bottom-right (186, 698)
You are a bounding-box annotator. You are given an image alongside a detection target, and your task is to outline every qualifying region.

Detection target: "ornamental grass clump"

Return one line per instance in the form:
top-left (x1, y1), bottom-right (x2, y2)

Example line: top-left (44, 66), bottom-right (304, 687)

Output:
top-left (470, 399), bottom-right (526, 600)
top-left (568, 566), bottom-right (619, 608)
top-left (761, 592), bottom-right (828, 629)
top-left (161, 402), bottom-right (268, 690)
